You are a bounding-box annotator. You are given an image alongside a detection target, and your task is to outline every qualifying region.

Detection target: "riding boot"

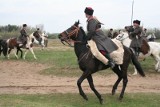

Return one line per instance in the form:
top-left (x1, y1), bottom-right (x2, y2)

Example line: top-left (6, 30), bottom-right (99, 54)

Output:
top-left (134, 47), bottom-right (140, 58)
top-left (105, 54), bottom-right (115, 68)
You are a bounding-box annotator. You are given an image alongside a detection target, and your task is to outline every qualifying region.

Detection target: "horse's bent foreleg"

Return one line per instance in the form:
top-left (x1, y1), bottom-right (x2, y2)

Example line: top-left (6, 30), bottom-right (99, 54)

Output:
top-left (77, 72), bottom-right (89, 101)
top-left (87, 75), bottom-right (103, 104)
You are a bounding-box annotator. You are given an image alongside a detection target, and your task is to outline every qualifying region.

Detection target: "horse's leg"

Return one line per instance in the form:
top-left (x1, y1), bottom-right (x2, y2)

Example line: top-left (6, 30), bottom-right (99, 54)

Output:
top-left (7, 48), bottom-right (12, 59)
top-left (20, 49), bottom-right (23, 58)
top-left (23, 49), bottom-right (28, 60)
top-left (87, 74), bottom-right (103, 104)
top-left (17, 47), bottom-right (23, 59)
top-left (152, 54), bottom-right (160, 72)
top-left (29, 47), bottom-right (37, 59)
top-left (133, 66), bottom-right (138, 75)
top-left (77, 72), bottom-right (90, 101)
top-left (112, 65), bottom-right (122, 95)
top-left (119, 74), bottom-right (128, 101)
top-left (13, 48), bottom-right (19, 59)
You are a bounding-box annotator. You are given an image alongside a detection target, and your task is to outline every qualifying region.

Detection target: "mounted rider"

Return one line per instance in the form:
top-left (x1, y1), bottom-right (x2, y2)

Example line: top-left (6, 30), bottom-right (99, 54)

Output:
top-left (18, 24), bottom-right (28, 47)
top-left (126, 20), bottom-right (143, 57)
top-left (33, 28), bottom-right (42, 44)
top-left (84, 7), bottom-right (118, 68)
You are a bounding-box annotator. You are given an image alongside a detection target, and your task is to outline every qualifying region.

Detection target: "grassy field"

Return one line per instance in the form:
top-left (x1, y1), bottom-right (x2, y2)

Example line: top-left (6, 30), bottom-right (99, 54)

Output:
top-left (0, 93), bottom-right (160, 107)
top-left (0, 39), bottom-right (159, 107)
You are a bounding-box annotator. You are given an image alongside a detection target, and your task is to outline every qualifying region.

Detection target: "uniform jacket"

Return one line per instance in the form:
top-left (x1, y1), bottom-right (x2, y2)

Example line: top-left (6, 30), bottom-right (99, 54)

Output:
top-left (87, 17), bottom-right (118, 53)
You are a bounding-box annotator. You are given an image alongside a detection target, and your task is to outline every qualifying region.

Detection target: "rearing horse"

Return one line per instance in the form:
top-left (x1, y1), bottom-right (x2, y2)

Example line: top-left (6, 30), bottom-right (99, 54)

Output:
top-left (59, 21), bottom-right (145, 104)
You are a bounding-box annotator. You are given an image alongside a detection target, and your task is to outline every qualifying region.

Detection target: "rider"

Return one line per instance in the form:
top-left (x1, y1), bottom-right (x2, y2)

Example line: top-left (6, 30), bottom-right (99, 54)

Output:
top-left (33, 28), bottom-right (41, 44)
top-left (84, 7), bottom-right (118, 68)
top-left (129, 20), bottom-right (143, 57)
top-left (18, 24), bottom-right (28, 47)
top-left (107, 28), bottom-right (113, 38)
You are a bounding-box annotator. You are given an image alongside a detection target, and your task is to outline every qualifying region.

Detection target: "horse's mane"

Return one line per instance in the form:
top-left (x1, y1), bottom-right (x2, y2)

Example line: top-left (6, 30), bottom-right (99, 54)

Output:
top-left (79, 27), bottom-right (88, 42)
top-left (80, 27), bottom-right (87, 37)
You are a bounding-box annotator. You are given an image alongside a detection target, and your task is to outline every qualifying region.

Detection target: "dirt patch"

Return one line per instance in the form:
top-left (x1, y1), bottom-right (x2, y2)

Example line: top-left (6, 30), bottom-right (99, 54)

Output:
top-left (0, 61), bottom-right (160, 94)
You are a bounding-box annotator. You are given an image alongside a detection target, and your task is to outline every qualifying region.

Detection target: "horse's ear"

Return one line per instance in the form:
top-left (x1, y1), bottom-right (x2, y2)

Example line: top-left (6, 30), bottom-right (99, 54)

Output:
top-left (75, 20), bottom-right (80, 27)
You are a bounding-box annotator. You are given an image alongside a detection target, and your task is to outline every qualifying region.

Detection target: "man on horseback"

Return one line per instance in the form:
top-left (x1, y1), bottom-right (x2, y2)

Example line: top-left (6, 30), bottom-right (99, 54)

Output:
top-left (126, 20), bottom-right (143, 57)
top-left (84, 7), bottom-right (118, 68)
top-left (33, 28), bottom-right (42, 44)
top-left (18, 24), bottom-right (28, 48)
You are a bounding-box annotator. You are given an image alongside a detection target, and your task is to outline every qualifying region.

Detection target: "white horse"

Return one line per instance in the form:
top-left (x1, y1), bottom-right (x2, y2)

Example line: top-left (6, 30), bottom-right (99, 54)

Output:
top-left (116, 31), bottom-right (160, 75)
top-left (23, 32), bottom-right (46, 59)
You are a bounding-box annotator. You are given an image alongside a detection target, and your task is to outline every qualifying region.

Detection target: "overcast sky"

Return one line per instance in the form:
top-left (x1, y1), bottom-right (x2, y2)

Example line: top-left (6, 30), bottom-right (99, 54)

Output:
top-left (0, 0), bottom-right (160, 33)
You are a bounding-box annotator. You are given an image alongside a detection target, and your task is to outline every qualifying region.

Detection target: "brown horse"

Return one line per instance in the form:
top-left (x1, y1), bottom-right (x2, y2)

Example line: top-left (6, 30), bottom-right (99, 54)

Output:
top-left (59, 21), bottom-right (145, 104)
top-left (0, 32), bottom-right (43, 59)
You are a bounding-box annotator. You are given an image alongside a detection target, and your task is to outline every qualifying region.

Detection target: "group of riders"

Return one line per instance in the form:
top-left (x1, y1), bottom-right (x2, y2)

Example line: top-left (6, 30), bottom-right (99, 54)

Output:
top-left (18, 24), bottom-right (48, 48)
top-left (11, 7), bottom-right (149, 69)
top-left (84, 7), bottom-right (150, 68)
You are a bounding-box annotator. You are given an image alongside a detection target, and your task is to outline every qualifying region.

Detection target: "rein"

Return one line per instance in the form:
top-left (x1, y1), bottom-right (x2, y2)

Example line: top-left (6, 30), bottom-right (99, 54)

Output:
top-left (61, 26), bottom-right (83, 47)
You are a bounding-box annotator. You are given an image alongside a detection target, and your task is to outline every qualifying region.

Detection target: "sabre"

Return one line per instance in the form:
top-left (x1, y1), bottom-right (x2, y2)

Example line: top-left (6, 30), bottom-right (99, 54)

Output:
top-left (131, 0), bottom-right (134, 25)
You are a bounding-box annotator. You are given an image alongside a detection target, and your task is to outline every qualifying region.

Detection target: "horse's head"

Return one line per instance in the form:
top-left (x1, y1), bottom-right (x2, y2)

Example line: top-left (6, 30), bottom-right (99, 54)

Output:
top-left (58, 20), bottom-right (81, 46)
top-left (125, 26), bottom-right (134, 33)
top-left (116, 31), bottom-right (129, 41)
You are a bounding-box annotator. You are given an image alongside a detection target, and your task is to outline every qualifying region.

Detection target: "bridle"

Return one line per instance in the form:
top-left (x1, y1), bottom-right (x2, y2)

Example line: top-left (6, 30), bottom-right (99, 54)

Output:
top-left (116, 33), bottom-right (129, 41)
top-left (60, 25), bottom-right (81, 47)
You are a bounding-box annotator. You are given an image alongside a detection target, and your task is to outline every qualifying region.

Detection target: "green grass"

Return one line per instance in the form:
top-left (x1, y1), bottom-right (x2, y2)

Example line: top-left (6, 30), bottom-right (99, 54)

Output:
top-left (0, 44), bottom-right (157, 77)
top-left (0, 39), bottom-right (158, 77)
top-left (0, 93), bottom-right (159, 107)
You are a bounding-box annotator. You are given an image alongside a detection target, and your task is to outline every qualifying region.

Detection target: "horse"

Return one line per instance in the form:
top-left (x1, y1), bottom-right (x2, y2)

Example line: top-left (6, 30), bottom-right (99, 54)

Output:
top-left (116, 31), bottom-right (160, 75)
top-left (58, 21), bottom-right (145, 104)
top-left (0, 32), bottom-right (45, 59)
top-left (112, 32), bottom-right (119, 39)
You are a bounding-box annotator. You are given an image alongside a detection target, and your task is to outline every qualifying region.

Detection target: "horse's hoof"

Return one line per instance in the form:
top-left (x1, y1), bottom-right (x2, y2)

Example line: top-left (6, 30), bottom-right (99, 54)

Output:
top-left (84, 96), bottom-right (88, 101)
top-left (132, 73), bottom-right (137, 75)
top-left (99, 98), bottom-right (103, 104)
top-left (112, 90), bottom-right (116, 95)
top-left (118, 97), bottom-right (123, 101)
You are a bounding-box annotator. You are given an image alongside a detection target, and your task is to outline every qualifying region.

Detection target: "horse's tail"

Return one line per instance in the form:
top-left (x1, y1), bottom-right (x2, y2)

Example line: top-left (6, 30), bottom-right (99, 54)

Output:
top-left (0, 39), bottom-right (8, 56)
top-left (130, 49), bottom-right (145, 77)
top-left (0, 39), bottom-right (3, 55)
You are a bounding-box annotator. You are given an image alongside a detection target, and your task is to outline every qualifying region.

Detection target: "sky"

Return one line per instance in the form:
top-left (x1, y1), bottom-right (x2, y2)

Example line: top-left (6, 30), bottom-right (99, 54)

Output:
top-left (0, 0), bottom-right (160, 33)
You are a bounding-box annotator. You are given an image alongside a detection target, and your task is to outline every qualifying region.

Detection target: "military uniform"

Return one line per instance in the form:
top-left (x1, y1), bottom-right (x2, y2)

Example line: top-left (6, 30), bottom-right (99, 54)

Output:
top-left (129, 26), bottom-right (143, 48)
top-left (87, 17), bottom-right (118, 53)
top-left (19, 28), bottom-right (28, 44)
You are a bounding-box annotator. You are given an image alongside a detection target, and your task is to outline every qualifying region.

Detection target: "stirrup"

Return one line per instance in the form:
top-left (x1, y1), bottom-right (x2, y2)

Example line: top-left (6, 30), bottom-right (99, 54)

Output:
top-left (108, 61), bottom-right (115, 68)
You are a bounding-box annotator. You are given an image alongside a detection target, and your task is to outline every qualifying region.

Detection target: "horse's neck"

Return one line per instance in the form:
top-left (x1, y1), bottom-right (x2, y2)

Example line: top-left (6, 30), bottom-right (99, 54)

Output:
top-left (74, 30), bottom-right (88, 58)
top-left (122, 36), bottom-right (131, 47)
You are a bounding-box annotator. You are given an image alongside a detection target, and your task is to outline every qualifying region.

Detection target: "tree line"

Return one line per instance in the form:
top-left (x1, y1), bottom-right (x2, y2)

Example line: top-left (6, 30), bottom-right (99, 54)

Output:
top-left (0, 24), bottom-right (160, 39)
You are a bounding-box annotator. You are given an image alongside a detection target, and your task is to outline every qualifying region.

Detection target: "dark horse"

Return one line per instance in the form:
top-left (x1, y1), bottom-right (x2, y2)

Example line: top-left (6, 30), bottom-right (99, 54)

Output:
top-left (58, 21), bottom-right (145, 104)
